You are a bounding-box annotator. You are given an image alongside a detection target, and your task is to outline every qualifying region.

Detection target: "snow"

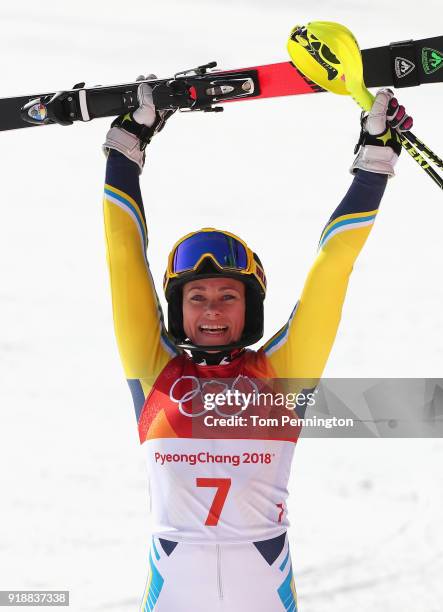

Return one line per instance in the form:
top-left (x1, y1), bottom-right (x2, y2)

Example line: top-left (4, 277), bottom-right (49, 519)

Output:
top-left (1, 1), bottom-right (442, 610)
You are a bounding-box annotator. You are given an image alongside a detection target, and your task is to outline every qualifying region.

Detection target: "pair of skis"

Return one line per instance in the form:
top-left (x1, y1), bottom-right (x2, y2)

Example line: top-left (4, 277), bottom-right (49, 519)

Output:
top-left (0, 33), bottom-right (442, 131)
top-left (0, 23), bottom-right (442, 189)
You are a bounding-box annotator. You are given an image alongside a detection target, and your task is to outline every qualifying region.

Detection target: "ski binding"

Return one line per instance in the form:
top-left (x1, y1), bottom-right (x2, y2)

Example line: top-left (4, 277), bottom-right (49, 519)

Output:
top-left (19, 62), bottom-right (260, 126)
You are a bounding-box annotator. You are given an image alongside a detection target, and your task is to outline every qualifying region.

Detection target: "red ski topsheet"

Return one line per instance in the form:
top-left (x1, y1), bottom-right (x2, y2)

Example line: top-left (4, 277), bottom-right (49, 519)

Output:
top-left (218, 61), bottom-right (321, 105)
top-left (253, 62), bottom-right (320, 98)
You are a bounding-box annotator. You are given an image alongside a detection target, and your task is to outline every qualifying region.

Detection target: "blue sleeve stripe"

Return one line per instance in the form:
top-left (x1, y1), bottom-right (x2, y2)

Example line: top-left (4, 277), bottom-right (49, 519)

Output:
top-left (104, 184), bottom-right (146, 233)
top-left (104, 185), bottom-right (147, 256)
top-left (160, 330), bottom-right (180, 357)
top-left (127, 379), bottom-right (146, 422)
top-left (263, 302), bottom-right (299, 356)
top-left (319, 213), bottom-right (376, 249)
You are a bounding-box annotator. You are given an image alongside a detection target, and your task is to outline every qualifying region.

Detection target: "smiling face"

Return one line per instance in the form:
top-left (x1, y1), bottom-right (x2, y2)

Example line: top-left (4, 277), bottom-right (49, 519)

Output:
top-left (182, 277), bottom-right (246, 348)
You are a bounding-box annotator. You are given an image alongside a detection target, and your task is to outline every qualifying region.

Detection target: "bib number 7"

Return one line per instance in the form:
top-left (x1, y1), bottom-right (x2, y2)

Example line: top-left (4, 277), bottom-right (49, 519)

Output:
top-left (196, 478), bottom-right (231, 526)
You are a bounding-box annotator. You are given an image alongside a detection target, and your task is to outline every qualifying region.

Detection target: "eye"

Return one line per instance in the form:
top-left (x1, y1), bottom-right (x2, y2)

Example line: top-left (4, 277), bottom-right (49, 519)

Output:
top-left (222, 293), bottom-right (237, 301)
top-left (189, 293), bottom-right (205, 302)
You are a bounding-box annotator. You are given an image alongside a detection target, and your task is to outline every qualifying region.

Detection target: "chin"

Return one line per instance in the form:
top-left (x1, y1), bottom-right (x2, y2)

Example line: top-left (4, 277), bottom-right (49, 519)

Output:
top-left (195, 335), bottom-right (232, 346)
top-left (190, 330), bottom-right (242, 347)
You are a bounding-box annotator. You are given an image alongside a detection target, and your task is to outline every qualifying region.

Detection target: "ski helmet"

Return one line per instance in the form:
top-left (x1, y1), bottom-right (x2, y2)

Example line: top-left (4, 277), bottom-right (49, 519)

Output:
top-left (163, 228), bottom-right (266, 351)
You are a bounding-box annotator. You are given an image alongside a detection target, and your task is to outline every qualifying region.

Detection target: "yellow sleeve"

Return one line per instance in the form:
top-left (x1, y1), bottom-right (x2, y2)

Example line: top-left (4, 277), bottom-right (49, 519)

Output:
top-left (103, 154), bottom-right (178, 415)
top-left (262, 170), bottom-right (387, 381)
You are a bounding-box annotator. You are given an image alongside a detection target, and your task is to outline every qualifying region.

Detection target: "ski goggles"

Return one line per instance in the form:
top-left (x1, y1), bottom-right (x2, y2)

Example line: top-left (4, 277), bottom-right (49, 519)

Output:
top-left (164, 228), bottom-right (266, 294)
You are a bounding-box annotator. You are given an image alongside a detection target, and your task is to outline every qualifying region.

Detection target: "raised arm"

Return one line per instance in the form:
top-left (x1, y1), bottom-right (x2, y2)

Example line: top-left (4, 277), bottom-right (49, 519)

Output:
top-left (103, 81), bottom-right (178, 419)
top-left (263, 89), bottom-right (411, 381)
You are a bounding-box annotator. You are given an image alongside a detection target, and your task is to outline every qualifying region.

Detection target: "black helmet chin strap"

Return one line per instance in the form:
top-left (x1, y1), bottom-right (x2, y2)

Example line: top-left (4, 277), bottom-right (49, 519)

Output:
top-left (189, 347), bottom-right (245, 366)
top-left (174, 334), bottom-right (259, 353)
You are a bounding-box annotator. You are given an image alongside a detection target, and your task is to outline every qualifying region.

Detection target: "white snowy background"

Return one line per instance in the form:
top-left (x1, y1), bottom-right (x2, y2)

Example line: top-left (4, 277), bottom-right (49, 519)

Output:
top-left (1, 1), bottom-right (443, 610)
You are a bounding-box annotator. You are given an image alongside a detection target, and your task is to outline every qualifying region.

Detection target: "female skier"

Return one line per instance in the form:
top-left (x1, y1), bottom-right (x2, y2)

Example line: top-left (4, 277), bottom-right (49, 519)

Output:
top-left (102, 81), bottom-right (411, 611)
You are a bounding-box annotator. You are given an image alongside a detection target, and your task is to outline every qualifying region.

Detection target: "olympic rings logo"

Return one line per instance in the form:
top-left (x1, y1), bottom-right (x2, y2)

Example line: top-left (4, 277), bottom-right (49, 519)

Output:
top-left (169, 375), bottom-right (259, 418)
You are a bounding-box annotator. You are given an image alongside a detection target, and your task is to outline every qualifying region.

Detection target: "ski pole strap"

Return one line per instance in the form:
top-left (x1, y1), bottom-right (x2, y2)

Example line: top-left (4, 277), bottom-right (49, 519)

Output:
top-left (110, 112), bottom-right (152, 149)
top-left (110, 110), bottom-right (176, 150)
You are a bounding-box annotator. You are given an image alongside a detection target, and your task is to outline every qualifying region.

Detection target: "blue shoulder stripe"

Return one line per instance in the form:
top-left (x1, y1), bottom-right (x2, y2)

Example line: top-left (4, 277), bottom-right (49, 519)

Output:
top-left (263, 303), bottom-right (299, 356)
top-left (127, 379), bottom-right (146, 422)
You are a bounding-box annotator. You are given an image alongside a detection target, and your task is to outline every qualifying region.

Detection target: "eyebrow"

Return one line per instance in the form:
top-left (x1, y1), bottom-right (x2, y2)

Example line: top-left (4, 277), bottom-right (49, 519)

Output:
top-left (187, 286), bottom-right (241, 292)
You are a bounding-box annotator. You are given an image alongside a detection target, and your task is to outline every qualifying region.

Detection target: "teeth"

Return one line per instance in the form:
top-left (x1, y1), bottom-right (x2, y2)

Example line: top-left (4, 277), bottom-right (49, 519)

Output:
top-left (200, 325), bottom-right (227, 331)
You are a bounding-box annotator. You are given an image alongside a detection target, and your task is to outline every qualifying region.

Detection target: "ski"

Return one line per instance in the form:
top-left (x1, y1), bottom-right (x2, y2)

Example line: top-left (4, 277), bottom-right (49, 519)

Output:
top-left (0, 35), bottom-right (441, 132)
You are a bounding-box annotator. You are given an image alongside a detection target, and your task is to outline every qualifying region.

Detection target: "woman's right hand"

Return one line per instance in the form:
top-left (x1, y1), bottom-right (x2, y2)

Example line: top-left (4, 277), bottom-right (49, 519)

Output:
top-left (132, 74), bottom-right (158, 127)
top-left (103, 73), bottom-right (175, 172)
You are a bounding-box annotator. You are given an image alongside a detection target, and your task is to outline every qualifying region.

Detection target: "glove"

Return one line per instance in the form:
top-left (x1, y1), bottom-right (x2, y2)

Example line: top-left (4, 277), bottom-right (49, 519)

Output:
top-left (103, 74), bottom-right (175, 172)
top-left (350, 88), bottom-right (413, 177)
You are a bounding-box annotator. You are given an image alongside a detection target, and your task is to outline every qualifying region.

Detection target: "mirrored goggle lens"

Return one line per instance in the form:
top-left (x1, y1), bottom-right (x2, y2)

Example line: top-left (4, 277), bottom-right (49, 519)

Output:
top-left (172, 232), bottom-right (249, 273)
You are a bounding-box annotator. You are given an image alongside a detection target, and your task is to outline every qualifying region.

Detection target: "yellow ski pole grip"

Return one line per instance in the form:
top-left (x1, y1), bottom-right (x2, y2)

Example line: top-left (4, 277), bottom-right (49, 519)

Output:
top-left (287, 21), bottom-right (443, 190)
top-left (287, 21), bottom-right (374, 110)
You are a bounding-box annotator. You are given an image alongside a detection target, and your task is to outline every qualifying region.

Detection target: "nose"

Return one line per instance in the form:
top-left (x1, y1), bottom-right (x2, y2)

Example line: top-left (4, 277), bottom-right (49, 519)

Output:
top-left (204, 299), bottom-right (222, 317)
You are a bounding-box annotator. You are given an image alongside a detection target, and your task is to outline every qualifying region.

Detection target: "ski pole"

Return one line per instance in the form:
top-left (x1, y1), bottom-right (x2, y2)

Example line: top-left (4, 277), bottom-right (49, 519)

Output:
top-left (349, 85), bottom-right (443, 188)
top-left (287, 22), bottom-right (443, 190)
top-left (400, 132), bottom-right (443, 168)
top-left (398, 135), bottom-right (443, 189)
